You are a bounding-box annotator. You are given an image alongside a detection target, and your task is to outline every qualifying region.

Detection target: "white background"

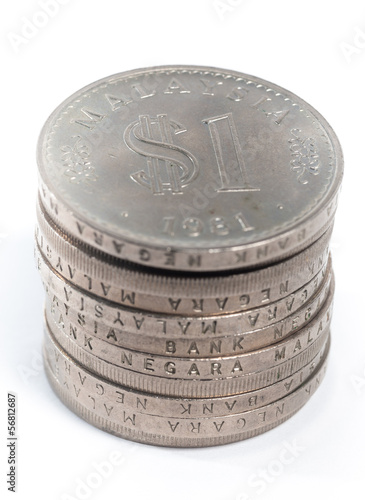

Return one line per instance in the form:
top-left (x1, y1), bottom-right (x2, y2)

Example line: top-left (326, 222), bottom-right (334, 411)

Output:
top-left (1, 1), bottom-right (364, 499)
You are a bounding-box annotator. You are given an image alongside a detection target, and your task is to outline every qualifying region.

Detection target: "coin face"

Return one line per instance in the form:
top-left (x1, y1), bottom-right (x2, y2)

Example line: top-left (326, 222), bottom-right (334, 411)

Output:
top-left (38, 66), bottom-right (343, 270)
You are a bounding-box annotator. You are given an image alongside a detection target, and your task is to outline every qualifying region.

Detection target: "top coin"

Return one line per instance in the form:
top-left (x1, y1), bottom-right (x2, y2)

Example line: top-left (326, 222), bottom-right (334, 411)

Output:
top-left (37, 65), bottom-right (343, 271)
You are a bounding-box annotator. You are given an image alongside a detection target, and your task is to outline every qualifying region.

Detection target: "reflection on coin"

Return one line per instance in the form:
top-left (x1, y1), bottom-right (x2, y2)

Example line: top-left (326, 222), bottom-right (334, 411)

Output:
top-left (37, 66), bottom-right (343, 271)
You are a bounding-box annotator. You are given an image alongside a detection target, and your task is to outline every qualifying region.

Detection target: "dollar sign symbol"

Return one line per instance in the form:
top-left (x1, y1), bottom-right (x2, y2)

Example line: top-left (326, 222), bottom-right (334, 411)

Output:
top-left (124, 114), bottom-right (199, 194)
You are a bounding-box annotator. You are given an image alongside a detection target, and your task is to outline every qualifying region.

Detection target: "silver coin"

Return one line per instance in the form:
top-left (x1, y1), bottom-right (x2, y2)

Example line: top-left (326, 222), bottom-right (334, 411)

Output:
top-left (45, 262), bottom-right (332, 357)
top-left (43, 334), bottom-right (329, 418)
top-left (38, 239), bottom-right (330, 334)
top-left (45, 312), bottom-right (329, 398)
top-left (43, 331), bottom-right (329, 447)
top-left (36, 198), bottom-right (332, 315)
top-left (37, 247), bottom-right (332, 338)
top-left (45, 282), bottom-right (332, 382)
top-left (43, 309), bottom-right (331, 398)
top-left (37, 65), bottom-right (343, 271)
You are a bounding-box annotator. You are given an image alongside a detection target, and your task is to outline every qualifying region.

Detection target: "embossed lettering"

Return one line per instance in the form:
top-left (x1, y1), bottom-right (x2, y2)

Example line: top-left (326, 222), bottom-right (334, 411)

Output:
top-left (165, 362), bottom-right (176, 374)
top-left (211, 362), bottom-right (222, 375)
top-left (121, 290), bottom-right (135, 305)
top-left (165, 341), bottom-right (176, 354)
top-left (137, 398), bottom-right (147, 410)
top-left (275, 347), bottom-right (286, 361)
top-left (178, 322), bottom-right (190, 335)
top-left (74, 108), bottom-right (105, 130)
top-left (200, 78), bottom-right (222, 95)
top-left (274, 324), bottom-right (284, 340)
top-left (213, 421), bottom-right (225, 432)
top-left (105, 93), bottom-right (132, 110)
top-left (227, 86), bottom-right (247, 101)
top-left (192, 299), bottom-right (203, 312)
top-left (168, 298), bottom-right (181, 311)
top-left (203, 403), bottom-right (214, 414)
top-left (231, 360), bottom-right (243, 373)
top-left (215, 297), bottom-right (228, 311)
top-left (112, 241), bottom-right (125, 254)
top-left (188, 342), bottom-right (199, 355)
top-left (225, 401), bottom-right (237, 411)
top-left (201, 321), bottom-right (217, 334)
top-left (168, 421), bottom-right (180, 432)
top-left (188, 363), bottom-right (200, 376)
top-left (121, 352), bottom-right (132, 366)
top-left (233, 337), bottom-right (244, 351)
top-left (144, 358), bottom-right (155, 372)
top-left (210, 340), bottom-right (222, 354)
top-left (100, 283), bottom-right (111, 297)
top-left (203, 113), bottom-right (260, 192)
top-left (180, 404), bottom-right (191, 415)
top-left (163, 78), bottom-right (190, 94)
top-left (126, 114), bottom-right (198, 195)
top-left (234, 212), bottom-right (254, 232)
top-left (123, 412), bottom-right (136, 425)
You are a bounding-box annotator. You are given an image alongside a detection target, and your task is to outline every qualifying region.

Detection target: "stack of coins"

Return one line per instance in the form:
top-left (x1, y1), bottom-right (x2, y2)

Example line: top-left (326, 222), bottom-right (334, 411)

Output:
top-left (35, 65), bottom-right (343, 447)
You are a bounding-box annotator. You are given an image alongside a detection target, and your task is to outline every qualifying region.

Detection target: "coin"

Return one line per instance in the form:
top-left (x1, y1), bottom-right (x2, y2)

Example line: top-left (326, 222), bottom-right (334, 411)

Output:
top-left (43, 333), bottom-right (330, 417)
top-left (37, 65), bottom-right (343, 271)
top-left (43, 290), bottom-right (332, 397)
top-left (45, 282), bottom-right (332, 380)
top-left (35, 198), bottom-right (332, 315)
top-left (45, 260), bottom-right (332, 356)
top-left (37, 249), bottom-right (332, 338)
top-left (43, 329), bottom-right (329, 447)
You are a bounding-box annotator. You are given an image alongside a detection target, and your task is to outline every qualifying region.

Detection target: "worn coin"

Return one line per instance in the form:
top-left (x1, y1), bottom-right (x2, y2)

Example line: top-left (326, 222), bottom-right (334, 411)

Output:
top-left (37, 65), bottom-right (343, 271)
top-left (45, 262), bottom-right (331, 357)
top-left (37, 249), bottom-right (332, 338)
top-left (44, 331), bottom-right (329, 446)
top-left (39, 243), bottom-right (331, 335)
top-left (45, 281), bottom-right (332, 382)
top-left (36, 199), bottom-right (332, 315)
top-left (44, 312), bottom-right (331, 398)
top-left (43, 334), bottom-right (329, 418)
top-left (36, 200), bottom-right (332, 314)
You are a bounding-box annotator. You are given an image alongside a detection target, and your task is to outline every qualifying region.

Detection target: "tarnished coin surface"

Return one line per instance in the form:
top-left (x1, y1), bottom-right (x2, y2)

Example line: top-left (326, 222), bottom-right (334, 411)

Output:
top-left (37, 65), bottom-right (343, 271)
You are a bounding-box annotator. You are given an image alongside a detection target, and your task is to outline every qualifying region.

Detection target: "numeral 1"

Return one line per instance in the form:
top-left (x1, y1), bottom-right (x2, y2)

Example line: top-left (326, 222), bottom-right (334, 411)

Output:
top-left (203, 113), bottom-right (260, 192)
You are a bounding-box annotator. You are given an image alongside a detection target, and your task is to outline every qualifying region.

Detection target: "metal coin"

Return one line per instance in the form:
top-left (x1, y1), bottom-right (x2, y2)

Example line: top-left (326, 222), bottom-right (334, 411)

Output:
top-left (37, 65), bottom-right (343, 271)
top-left (36, 198), bottom-right (332, 315)
top-left (45, 281), bottom-right (332, 382)
top-left (37, 249), bottom-right (332, 337)
top-left (43, 334), bottom-right (330, 418)
top-left (43, 330), bottom-right (329, 447)
top-left (43, 307), bottom-right (331, 398)
top-left (45, 262), bottom-right (332, 356)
